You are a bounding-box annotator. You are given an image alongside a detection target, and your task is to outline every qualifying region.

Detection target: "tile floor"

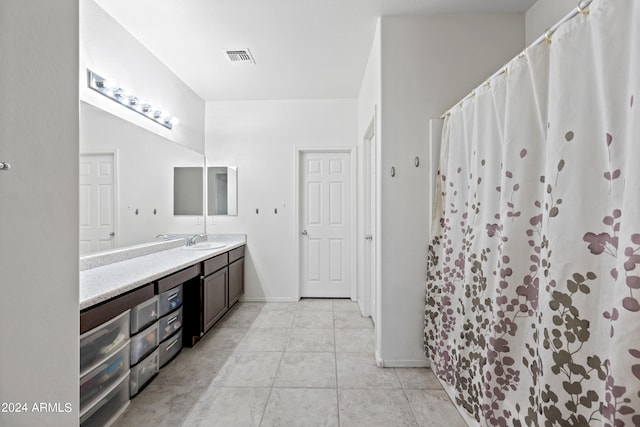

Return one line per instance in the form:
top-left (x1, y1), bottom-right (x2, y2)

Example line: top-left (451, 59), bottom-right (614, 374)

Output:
top-left (113, 299), bottom-right (466, 427)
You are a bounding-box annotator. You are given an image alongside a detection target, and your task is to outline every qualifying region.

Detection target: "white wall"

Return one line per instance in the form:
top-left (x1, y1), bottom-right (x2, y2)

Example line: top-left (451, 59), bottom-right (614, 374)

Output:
top-left (525, 0), bottom-right (577, 44)
top-left (81, 103), bottom-right (205, 250)
top-left (373, 14), bottom-right (525, 366)
top-left (80, 0), bottom-right (205, 154)
top-left (205, 99), bottom-right (357, 301)
top-left (0, 1), bottom-right (79, 425)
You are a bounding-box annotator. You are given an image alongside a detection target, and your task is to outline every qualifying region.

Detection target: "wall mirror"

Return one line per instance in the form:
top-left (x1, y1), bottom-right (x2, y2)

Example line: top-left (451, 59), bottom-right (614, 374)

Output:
top-left (80, 102), bottom-right (205, 255)
top-left (208, 166), bottom-right (238, 216)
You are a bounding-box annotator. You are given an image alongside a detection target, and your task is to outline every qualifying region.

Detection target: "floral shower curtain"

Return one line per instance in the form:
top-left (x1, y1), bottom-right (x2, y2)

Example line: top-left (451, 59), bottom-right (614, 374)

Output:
top-left (424, 1), bottom-right (640, 425)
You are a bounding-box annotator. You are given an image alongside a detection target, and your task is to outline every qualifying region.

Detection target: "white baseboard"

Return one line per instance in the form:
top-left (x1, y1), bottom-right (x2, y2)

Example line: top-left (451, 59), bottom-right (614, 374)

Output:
top-left (239, 296), bottom-right (299, 303)
top-left (375, 351), bottom-right (384, 367)
top-left (374, 351), bottom-right (430, 368)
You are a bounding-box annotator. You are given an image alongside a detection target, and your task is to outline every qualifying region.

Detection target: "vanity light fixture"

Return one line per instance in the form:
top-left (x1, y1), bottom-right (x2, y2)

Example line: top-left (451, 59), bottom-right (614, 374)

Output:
top-left (87, 70), bottom-right (177, 130)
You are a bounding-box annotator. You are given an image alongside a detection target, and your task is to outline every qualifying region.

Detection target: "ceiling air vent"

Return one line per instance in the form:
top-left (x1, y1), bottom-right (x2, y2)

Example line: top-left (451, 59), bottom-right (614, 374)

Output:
top-left (225, 49), bottom-right (255, 64)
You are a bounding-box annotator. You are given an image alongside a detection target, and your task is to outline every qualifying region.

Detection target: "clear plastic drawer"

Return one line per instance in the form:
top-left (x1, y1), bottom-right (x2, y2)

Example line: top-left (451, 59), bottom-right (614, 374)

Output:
top-left (80, 310), bottom-right (130, 375)
top-left (158, 306), bottom-right (183, 343)
top-left (130, 296), bottom-right (159, 335)
top-left (130, 349), bottom-right (159, 397)
top-left (159, 329), bottom-right (182, 368)
top-left (80, 340), bottom-right (129, 412)
top-left (130, 322), bottom-right (158, 366)
top-left (80, 372), bottom-right (129, 427)
top-left (158, 284), bottom-right (183, 316)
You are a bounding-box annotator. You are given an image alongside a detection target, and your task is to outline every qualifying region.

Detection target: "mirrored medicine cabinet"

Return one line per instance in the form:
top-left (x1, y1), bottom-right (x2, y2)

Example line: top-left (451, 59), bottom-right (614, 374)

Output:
top-left (173, 166), bottom-right (238, 217)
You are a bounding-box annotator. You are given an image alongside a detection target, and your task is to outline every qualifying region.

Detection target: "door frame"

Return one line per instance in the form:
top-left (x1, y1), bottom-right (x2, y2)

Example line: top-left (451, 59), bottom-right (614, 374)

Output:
top-left (295, 147), bottom-right (357, 301)
top-left (79, 149), bottom-right (120, 250)
top-left (361, 115), bottom-right (377, 321)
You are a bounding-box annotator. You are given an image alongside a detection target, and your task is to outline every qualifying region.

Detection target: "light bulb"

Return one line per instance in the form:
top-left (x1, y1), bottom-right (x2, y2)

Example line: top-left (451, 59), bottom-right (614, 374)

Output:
top-left (103, 78), bottom-right (118, 90)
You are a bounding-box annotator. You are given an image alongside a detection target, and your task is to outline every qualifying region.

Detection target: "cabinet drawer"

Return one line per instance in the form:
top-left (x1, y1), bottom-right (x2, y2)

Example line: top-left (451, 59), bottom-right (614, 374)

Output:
top-left (130, 322), bottom-right (159, 366)
top-left (158, 284), bottom-right (183, 316)
top-left (80, 284), bottom-right (153, 334)
top-left (159, 306), bottom-right (183, 342)
top-left (80, 341), bottom-right (129, 412)
top-left (80, 310), bottom-right (130, 375)
top-left (159, 329), bottom-right (182, 368)
top-left (80, 372), bottom-right (129, 427)
top-left (130, 349), bottom-right (159, 397)
top-left (156, 264), bottom-right (200, 294)
top-left (130, 296), bottom-right (159, 335)
top-left (228, 245), bottom-right (245, 263)
top-left (204, 253), bottom-right (228, 276)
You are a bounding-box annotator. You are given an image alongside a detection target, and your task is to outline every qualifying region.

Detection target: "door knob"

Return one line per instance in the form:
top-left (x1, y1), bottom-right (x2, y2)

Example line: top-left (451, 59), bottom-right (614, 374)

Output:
top-left (301, 230), bottom-right (308, 236)
top-left (364, 234), bottom-right (373, 241)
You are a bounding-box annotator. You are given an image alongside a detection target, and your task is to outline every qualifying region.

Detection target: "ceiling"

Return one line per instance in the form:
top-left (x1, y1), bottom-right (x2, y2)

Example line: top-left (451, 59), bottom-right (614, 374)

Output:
top-left (95, 0), bottom-right (537, 101)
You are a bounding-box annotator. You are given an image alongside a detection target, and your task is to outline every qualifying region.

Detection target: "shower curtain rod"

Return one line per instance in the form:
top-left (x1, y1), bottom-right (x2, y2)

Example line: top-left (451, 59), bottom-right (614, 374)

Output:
top-left (440, 0), bottom-right (595, 119)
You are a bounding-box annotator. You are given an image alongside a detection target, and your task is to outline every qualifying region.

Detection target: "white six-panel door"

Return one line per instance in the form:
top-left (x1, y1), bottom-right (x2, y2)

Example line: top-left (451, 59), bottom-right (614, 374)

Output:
top-left (300, 151), bottom-right (352, 298)
top-left (79, 153), bottom-right (116, 255)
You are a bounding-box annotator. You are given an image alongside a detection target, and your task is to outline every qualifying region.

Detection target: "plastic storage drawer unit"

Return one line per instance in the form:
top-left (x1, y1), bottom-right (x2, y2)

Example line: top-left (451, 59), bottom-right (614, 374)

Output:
top-left (130, 349), bottom-right (159, 397)
top-left (159, 329), bottom-right (182, 368)
top-left (158, 284), bottom-right (183, 316)
top-left (80, 373), bottom-right (130, 427)
top-left (130, 296), bottom-right (159, 335)
top-left (80, 310), bottom-right (130, 375)
top-left (80, 341), bottom-right (130, 412)
top-left (158, 306), bottom-right (183, 342)
top-left (130, 322), bottom-right (159, 366)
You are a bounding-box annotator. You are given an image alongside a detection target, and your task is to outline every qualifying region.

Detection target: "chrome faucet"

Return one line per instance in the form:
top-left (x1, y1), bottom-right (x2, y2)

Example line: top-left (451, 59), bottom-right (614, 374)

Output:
top-left (156, 233), bottom-right (169, 240)
top-left (187, 234), bottom-right (206, 246)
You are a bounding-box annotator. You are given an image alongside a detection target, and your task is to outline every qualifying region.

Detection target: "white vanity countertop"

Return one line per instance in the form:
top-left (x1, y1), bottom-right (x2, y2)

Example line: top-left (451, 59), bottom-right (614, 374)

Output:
top-left (80, 235), bottom-right (246, 311)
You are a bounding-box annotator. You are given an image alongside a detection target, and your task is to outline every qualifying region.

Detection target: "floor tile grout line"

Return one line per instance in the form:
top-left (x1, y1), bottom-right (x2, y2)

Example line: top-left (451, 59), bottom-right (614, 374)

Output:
top-left (257, 326), bottom-right (289, 426)
top-left (332, 300), bottom-right (342, 427)
top-left (395, 368), bottom-right (422, 426)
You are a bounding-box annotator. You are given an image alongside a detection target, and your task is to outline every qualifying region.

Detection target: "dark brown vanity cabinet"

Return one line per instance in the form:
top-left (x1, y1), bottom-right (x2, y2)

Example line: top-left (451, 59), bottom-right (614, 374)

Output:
top-left (228, 246), bottom-right (245, 306)
top-left (201, 251), bottom-right (229, 334)
top-left (203, 267), bottom-right (228, 332)
top-left (184, 245), bottom-right (245, 346)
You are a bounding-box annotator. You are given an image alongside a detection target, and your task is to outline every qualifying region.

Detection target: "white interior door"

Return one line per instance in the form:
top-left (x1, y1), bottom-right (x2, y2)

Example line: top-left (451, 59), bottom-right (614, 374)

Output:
top-left (300, 151), bottom-right (352, 298)
top-left (79, 153), bottom-right (116, 255)
top-left (364, 129), bottom-right (377, 323)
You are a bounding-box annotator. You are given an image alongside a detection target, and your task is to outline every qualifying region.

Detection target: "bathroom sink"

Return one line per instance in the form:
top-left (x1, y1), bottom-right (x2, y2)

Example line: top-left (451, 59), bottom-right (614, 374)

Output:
top-left (181, 242), bottom-right (227, 251)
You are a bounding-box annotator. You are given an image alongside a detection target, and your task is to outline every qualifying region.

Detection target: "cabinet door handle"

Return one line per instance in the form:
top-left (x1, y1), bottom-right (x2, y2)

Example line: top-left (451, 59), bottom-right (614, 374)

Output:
top-left (0, 162), bottom-right (11, 171)
top-left (301, 230), bottom-right (308, 236)
top-left (167, 314), bottom-right (179, 325)
top-left (364, 234), bottom-right (373, 241)
top-left (165, 337), bottom-right (179, 351)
